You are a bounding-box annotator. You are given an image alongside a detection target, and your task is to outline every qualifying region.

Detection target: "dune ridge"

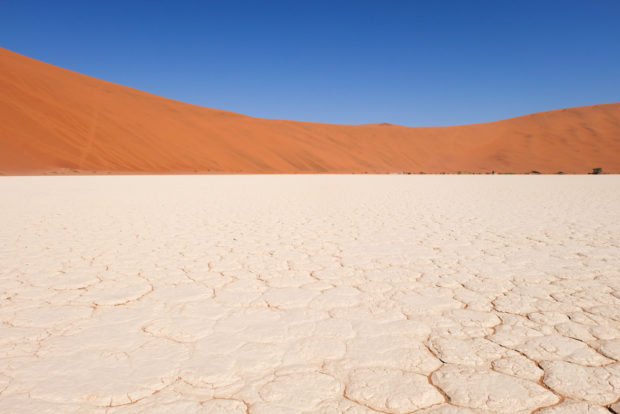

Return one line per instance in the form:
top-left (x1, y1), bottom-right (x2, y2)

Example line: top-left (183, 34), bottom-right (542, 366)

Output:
top-left (1, 47), bottom-right (619, 174)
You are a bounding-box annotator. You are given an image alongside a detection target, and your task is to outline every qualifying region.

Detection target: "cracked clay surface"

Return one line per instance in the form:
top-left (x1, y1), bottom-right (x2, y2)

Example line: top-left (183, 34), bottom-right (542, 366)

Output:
top-left (0, 175), bottom-right (619, 413)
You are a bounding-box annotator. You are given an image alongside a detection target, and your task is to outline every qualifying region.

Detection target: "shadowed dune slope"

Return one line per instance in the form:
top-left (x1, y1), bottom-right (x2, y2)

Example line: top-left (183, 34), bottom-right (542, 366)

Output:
top-left (1, 47), bottom-right (619, 174)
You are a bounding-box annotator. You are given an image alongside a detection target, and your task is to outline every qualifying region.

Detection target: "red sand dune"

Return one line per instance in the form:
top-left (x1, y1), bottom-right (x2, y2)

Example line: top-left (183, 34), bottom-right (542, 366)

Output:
top-left (1, 47), bottom-right (619, 174)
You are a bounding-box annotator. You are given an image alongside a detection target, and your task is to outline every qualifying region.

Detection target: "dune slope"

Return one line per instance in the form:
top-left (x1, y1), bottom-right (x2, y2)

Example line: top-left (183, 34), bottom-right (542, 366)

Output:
top-left (1, 47), bottom-right (619, 174)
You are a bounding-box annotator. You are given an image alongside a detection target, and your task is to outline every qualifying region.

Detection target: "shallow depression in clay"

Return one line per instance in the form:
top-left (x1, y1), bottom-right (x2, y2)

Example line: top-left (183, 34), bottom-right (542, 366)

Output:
top-left (0, 175), bottom-right (619, 413)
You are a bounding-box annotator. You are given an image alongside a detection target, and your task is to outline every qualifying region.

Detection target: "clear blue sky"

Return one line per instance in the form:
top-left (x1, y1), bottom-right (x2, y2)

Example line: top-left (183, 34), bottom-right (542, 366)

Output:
top-left (2, 1), bottom-right (619, 126)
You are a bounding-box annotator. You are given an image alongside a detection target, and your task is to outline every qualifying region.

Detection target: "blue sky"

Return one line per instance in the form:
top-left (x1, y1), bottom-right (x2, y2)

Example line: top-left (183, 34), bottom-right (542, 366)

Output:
top-left (2, 1), bottom-right (619, 126)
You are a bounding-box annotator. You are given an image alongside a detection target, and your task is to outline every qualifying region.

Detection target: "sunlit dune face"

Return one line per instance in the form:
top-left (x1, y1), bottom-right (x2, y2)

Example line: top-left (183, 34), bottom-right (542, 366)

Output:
top-left (1, 47), bottom-right (619, 175)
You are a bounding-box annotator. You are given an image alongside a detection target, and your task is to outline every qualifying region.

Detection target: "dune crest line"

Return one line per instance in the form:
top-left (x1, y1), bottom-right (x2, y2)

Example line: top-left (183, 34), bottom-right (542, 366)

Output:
top-left (1, 47), bottom-right (619, 175)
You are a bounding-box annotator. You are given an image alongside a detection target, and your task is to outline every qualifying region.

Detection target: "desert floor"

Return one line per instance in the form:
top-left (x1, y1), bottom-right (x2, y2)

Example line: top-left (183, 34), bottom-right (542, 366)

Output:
top-left (0, 175), bottom-right (619, 413)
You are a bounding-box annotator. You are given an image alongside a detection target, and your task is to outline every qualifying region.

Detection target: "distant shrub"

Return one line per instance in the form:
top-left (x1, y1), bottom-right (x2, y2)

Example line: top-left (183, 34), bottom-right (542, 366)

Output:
top-left (530, 170), bottom-right (541, 174)
top-left (591, 167), bottom-right (602, 175)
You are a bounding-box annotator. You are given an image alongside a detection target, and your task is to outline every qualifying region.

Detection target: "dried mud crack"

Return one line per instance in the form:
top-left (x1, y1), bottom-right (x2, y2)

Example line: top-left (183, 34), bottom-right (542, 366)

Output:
top-left (0, 175), bottom-right (619, 413)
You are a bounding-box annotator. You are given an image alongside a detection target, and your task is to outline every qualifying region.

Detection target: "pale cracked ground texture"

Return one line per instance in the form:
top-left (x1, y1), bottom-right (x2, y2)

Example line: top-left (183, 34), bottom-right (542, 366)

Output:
top-left (1, 175), bottom-right (619, 414)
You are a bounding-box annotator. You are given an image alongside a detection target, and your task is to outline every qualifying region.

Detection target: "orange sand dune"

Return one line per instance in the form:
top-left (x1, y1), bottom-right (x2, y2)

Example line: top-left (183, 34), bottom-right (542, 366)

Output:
top-left (1, 47), bottom-right (619, 174)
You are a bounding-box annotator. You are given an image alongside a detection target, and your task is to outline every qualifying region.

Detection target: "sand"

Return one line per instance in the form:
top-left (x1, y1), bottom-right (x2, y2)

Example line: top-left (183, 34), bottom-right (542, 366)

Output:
top-left (0, 175), bottom-right (619, 412)
top-left (2, 47), bottom-right (620, 175)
